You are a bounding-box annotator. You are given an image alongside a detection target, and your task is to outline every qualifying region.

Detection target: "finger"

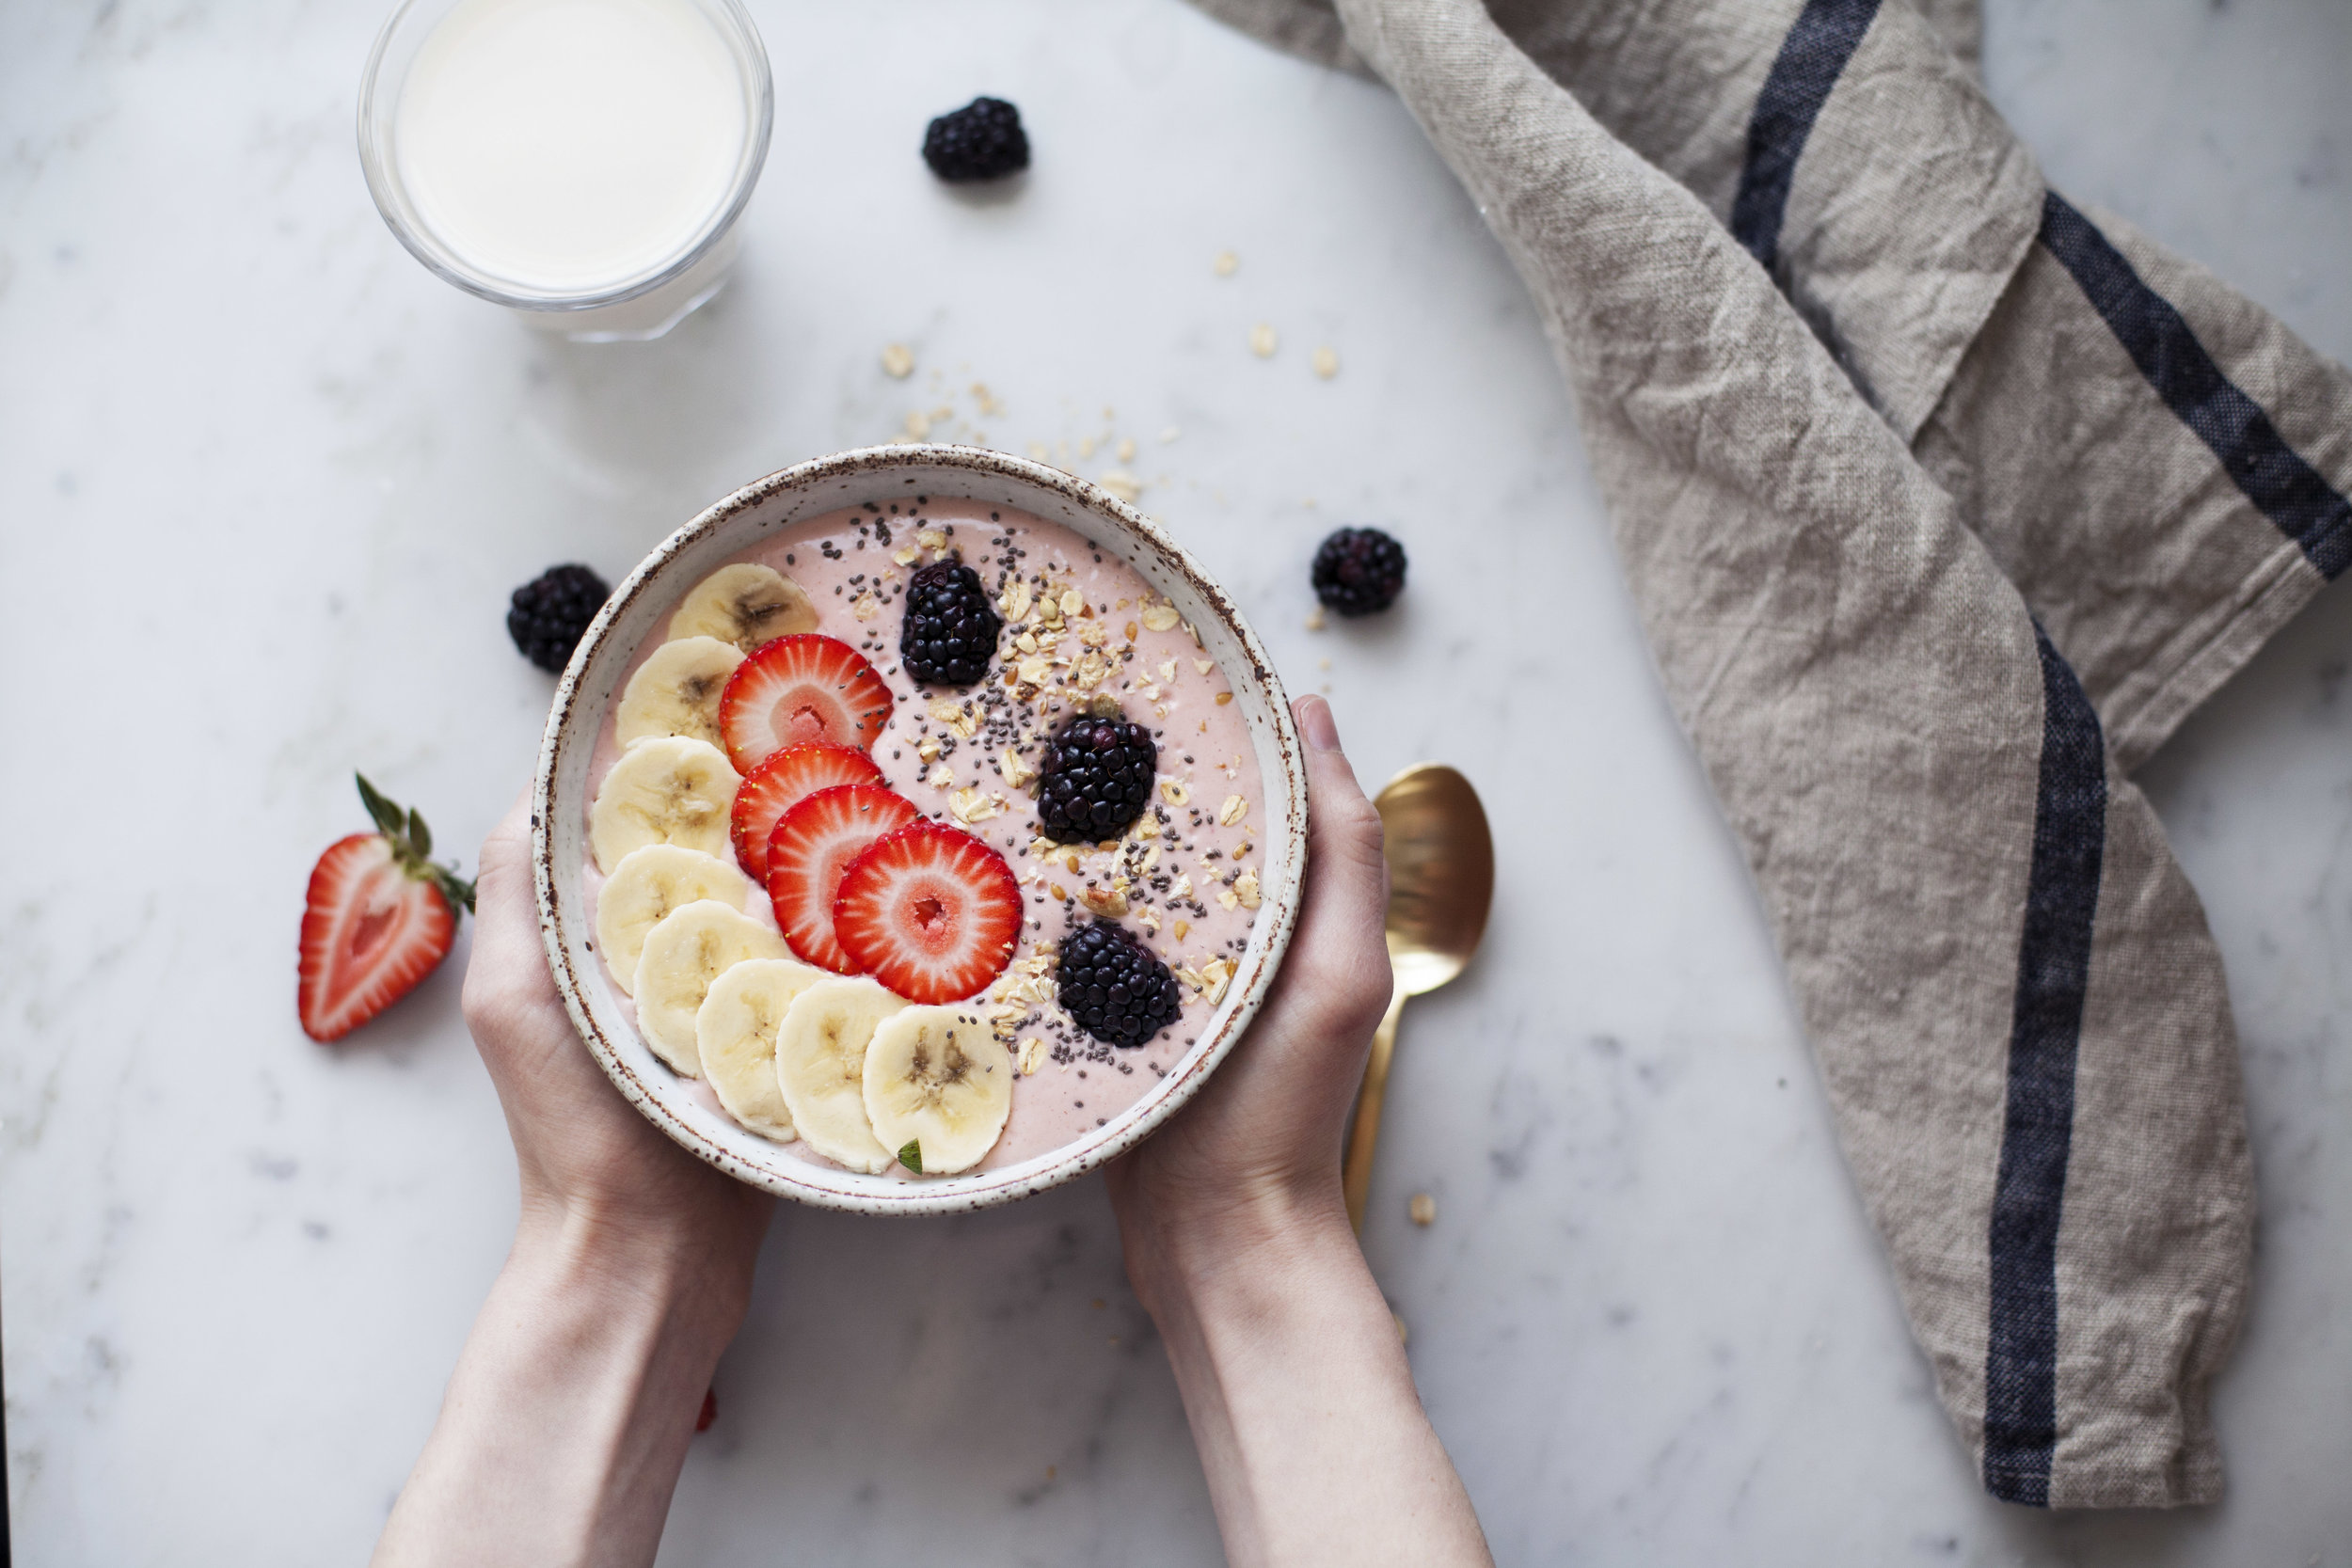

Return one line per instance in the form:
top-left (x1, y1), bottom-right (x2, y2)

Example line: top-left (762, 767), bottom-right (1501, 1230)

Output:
top-left (1292, 696), bottom-right (1389, 946)
top-left (1272, 698), bottom-right (1392, 1035)
top-left (462, 785), bottom-right (563, 1040)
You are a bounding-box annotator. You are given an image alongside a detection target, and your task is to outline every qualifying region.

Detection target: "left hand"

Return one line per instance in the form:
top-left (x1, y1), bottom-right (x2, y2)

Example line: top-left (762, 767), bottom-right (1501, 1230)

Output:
top-left (462, 789), bottom-right (772, 1269)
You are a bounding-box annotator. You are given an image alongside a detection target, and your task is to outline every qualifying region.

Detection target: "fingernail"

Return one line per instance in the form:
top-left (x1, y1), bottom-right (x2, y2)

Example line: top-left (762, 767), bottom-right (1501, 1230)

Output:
top-left (1296, 695), bottom-right (1343, 752)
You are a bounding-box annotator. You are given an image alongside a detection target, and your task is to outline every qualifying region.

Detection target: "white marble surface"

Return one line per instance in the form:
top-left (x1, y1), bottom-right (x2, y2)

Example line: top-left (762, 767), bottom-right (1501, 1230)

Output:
top-left (2, 0), bottom-right (2346, 1561)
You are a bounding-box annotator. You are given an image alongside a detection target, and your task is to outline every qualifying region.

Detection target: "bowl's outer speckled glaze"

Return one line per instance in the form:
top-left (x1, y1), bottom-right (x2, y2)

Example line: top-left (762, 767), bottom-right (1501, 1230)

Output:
top-left (533, 446), bottom-right (1306, 1214)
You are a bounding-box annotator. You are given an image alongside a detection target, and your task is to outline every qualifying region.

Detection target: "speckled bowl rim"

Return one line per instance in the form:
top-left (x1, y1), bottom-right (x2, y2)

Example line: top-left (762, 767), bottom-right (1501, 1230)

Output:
top-left (532, 445), bottom-right (1306, 1216)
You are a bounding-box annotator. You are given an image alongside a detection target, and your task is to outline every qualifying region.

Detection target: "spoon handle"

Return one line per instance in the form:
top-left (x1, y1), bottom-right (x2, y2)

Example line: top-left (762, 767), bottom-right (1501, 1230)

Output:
top-left (1343, 984), bottom-right (1410, 1232)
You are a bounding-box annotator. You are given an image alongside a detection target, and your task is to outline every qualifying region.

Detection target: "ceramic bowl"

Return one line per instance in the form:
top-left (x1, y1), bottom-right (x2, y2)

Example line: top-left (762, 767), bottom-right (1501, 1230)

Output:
top-left (532, 446), bottom-right (1306, 1215)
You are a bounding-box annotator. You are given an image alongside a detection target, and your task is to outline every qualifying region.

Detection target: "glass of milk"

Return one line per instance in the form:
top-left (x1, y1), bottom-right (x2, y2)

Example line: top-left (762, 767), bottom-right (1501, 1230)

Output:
top-left (358, 0), bottom-right (771, 341)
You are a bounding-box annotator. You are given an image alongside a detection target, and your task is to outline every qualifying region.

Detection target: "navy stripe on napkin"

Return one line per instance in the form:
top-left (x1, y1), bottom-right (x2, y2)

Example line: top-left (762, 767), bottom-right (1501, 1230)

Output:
top-left (2039, 191), bottom-right (2352, 580)
top-left (1730, 0), bottom-right (1884, 271)
top-left (1981, 623), bottom-right (2107, 1506)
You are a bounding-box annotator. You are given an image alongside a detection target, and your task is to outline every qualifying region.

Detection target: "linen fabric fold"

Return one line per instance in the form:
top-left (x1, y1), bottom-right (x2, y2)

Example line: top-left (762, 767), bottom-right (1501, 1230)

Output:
top-left (1168, 0), bottom-right (2351, 1509)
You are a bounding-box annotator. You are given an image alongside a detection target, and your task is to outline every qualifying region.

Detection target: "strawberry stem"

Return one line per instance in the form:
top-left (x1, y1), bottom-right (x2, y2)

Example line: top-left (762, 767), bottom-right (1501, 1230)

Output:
top-left (355, 773), bottom-right (478, 916)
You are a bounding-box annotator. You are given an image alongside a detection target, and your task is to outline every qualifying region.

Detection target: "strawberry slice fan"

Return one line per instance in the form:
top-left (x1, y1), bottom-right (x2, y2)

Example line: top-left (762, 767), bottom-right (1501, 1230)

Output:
top-left (719, 633), bottom-right (893, 771)
top-left (298, 775), bottom-right (474, 1041)
top-left (731, 741), bottom-right (885, 879)
top-left (834, 821), bottom-right (1023, 1006)
top-left (765, 784), bottom-right (921, 973)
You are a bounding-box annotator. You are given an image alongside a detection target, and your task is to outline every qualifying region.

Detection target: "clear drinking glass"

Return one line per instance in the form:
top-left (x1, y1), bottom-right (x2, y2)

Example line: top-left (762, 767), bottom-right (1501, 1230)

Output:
top-left (357, 0), bottom-right (772, 341)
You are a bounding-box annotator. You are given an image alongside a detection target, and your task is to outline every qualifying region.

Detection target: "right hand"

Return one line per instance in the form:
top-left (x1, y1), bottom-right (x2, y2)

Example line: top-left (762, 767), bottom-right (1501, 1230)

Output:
top-left (1104, 696), bottom-right (1393, 1294)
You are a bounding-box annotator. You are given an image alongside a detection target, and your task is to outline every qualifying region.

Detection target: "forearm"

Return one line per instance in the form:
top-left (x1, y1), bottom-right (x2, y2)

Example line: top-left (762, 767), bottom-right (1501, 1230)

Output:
top-left (1124, 1190), bottom-right (1492, 1568)
top-left (372, 1210), bottom-right (755, 1568)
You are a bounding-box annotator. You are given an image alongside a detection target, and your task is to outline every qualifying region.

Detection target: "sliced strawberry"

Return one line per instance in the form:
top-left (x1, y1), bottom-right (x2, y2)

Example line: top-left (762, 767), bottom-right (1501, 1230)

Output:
top-left (718, 634), bottom-right (894, 771)
top-left (765, 784), bottom-right (921, 972)
top-left (729, 742), bottom-right (885, 879)
top-left (834, 821), bottom-right (1022, 1004)
top-left (298, 776), bottom-right (475, 1041)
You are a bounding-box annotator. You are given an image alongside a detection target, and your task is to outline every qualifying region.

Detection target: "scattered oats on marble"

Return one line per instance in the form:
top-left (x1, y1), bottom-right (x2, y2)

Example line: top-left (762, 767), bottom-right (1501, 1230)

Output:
top-left (1116, 437), bottom-right (1136, 463)
top-left (1312, 345), bottom-right (1340, 379)
top-left (1305, 605), bottom-right (1327, 632)
top-left (905, 410), bottom-right (930, 438)
top-left (1249, 323), bottom-right (1278, 357)
top-left (1408, 1193), bottom-right (1438, 1227)
top-left (882, 342), bottom-right (914, 378)
top-left (1214, 249), bottom-right (1238, 277)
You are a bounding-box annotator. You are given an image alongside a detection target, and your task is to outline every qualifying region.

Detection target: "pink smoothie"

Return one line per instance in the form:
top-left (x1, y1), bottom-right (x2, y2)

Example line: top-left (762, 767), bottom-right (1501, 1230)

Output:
top-left (583, 498), bottom-right (1269, 1176)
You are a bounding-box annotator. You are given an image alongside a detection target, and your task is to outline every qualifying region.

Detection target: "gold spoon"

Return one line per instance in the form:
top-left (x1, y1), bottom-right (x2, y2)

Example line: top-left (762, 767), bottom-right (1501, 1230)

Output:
top-left (1343, 763), bottom-right (1494, 1232)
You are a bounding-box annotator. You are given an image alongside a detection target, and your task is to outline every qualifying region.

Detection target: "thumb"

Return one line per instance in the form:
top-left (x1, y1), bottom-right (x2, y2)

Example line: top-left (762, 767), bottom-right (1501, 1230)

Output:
top-left (1282, 697), bottom-right (1392, 1030)
top-left (1295, 696), bottom-right (1388, 905)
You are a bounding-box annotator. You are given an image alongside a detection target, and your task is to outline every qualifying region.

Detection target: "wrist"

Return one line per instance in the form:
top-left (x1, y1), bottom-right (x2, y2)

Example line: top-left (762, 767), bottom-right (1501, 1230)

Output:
top-left (509, 1196), bottom-right (761, 1347)
top-left (1114, 1170), bottom-right (1356, 1327)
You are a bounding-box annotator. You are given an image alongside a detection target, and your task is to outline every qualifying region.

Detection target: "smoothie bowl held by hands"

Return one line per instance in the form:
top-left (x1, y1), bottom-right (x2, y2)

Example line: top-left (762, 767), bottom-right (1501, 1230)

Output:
top-left (533, 446), bottom-right (1305, 1214)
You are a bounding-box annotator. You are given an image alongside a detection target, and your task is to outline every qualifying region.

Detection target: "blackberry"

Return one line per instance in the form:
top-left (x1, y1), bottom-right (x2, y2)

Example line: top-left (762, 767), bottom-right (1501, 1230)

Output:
top-left (1311, 527), bottom-right (1408, 617)
top-left (506, 563), bottom-right (610, 673)
top-left (1057, 921), bottom-right (1184, 1049)
top-left (922, 96), bottom-right (1030, 183)
top-left (1036, 710), bottom-right (1157, 844)
top-left (899, 561), bottom-right (1002, 686)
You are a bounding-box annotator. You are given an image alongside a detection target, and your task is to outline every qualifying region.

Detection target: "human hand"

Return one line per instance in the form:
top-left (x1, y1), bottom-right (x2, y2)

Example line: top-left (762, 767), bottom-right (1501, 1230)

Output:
top-left (462, 789), bottom-right (772, 1271)
top-left (1105, 695), bottom-right (1392, 1297)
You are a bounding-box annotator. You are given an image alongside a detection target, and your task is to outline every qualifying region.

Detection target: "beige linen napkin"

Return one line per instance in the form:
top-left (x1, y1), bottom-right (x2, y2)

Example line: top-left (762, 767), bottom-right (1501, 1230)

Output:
top-left (1186, 0), bottom-right (2352, 1509)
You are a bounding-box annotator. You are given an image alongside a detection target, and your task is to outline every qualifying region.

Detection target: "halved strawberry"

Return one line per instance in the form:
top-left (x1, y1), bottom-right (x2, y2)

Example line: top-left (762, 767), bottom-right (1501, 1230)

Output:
top-left (765, 784), bottom-right (921, 972)
top-left (834, 821), bottom-right (1022, 1004)
top-left (718, 634), bottom-right (894, 771)
top-left (298, 775), bottom-right (475, 1042)
top-left (729, 742), bottom-right (885, 879)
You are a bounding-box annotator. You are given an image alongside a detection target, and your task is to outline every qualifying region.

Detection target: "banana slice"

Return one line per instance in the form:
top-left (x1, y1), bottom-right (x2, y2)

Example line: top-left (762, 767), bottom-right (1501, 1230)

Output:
top-left (616, 636), bottom-right (744, 750)
top-left (667, 563), bottom-right (818, 653)
top-left (862, 1006), bottom-right (1013, 1176)
top-left (696, 957), bottom-right (827, 1139)
top-left (589, 736), bottom-right (739, 872)
top-left (594, 845), bottom-right (752, 997)
top-left (774, 977), bottom-right (907, 1174)
top-left (632, 901), bottom-right (789, 1076)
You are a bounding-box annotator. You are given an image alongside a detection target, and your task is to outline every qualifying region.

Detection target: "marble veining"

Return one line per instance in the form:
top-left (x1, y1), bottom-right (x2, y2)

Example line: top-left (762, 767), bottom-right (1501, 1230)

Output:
top-left (2, 0), bottom-right (2346, 1562)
